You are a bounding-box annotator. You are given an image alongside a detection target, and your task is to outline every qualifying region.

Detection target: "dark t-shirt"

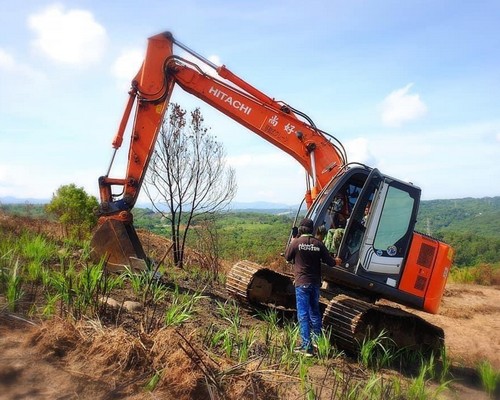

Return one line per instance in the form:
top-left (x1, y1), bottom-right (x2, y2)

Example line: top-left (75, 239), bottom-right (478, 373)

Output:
top-left (285, 234), bottom-right (335, 286)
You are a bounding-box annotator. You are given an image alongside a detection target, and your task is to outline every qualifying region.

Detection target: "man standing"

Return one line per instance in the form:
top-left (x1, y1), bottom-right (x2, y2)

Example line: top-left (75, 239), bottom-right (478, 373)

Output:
top-left (285, 218), bottom-right (336, 356)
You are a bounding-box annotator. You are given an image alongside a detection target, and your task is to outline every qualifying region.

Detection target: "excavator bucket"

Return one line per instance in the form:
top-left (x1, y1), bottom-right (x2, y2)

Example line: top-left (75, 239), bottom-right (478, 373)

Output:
top-left (90, 219), bottom-right (148, 273)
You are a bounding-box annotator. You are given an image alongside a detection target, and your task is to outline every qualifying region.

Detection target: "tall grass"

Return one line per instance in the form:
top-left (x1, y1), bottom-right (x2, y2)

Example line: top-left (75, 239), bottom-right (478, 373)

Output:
top-left (315, 329), bottom-right (342, 361)
top-left (238, 327), bottom-right (257, 362)
top-left (4, 259), bottom-right (24, 311)
top-left (74, 261), bottom-right (123, 316)
top-left (280, 322), bottom-right (300, 368)
top-left (298, 356), bottom-right (315, 400)
top-left (0, 220), bottom-right (472, 400)
top-left (358, 330), bottom-right (396, 370)
top-left (477, 360), bottom-right (499, 398)
top-left (19, 233), bottom-right (55, 265)
top-left (451, 263), bottom-right (500, 285)
top-left (164, 285), bottom-right (205, 327)
top-left (405, 357), bottom-right (453, 400)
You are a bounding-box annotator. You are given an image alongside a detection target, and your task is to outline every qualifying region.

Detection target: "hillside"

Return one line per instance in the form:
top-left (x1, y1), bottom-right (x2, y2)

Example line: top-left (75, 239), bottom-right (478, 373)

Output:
top-left (416, 197), bottom-right (500, 238)
top-left (1, 212), bottom-right (499, 399)
top-left (1, 196), bottom-right (500, 268)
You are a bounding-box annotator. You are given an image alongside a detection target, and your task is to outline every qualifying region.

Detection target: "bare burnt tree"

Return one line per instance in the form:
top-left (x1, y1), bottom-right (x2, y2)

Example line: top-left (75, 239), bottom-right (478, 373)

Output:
top-left (191, 216), bottom-right (221, 281)
top-left (144, 104), bottom-right (237, 268)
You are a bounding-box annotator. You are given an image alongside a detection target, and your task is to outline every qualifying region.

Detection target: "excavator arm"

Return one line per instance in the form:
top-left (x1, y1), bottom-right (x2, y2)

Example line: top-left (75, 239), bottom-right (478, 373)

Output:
top-left (92, 31), bottom-right (346, 269)
top-left (170, 60), bottom-right (347, 201)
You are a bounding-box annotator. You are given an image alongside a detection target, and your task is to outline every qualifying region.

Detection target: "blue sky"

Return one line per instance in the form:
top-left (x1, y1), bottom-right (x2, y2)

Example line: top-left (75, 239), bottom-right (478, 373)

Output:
top-left (1, 1), bottom-right (499, 206)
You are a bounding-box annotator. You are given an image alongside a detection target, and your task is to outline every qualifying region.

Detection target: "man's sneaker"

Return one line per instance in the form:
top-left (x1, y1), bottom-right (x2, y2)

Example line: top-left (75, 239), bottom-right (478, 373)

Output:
top-left (294, 346), bottom-right (313, 357)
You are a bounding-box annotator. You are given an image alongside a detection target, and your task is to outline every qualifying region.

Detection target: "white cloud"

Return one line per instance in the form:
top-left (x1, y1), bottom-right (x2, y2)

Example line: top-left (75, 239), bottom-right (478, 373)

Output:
top-left (380, 83), bottom-right (427, 127)
top-left (227, 152), bottom-right (305, 203)
top-left (0, 48), bottom-right (46, 81)
top-left (0, 161), bottom-right (103, 200)
top-left (111, 48), bottom-right (144, 89)
top-left (109, 46), bottom-right (222, 91)
top-left (0, 48), bottom-right (48, 114)
top-left (28, 4), bottom-right (107, 66)
top-left (208, 55), bottom-right (222, 68)
top-left (345, 137), bottom-right (377, 165)
top-left (181, 51), bottom-right (222, 77)
top-left (0, 49), bottom-right (15, 70)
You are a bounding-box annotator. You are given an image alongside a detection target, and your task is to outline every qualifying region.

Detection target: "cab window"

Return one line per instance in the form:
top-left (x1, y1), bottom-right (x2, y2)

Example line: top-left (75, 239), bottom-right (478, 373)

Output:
top-left (373, 186), bottom-right (414, 252)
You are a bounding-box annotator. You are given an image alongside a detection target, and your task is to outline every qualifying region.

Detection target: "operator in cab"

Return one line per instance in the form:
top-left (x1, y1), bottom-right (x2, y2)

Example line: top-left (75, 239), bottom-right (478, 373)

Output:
top-left (285, 218), bottom-right (336, 356)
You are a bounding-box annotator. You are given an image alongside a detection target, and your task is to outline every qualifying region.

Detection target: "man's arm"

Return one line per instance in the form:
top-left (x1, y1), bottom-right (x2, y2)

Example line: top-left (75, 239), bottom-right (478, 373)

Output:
top-left (319, 242), bottom-right (336, 267)
top-left (284, 240), bottom-right (296, 263)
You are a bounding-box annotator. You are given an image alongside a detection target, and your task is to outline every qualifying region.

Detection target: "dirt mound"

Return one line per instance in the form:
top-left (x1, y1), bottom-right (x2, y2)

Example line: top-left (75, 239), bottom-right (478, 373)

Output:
top-left (388, 283), bottom-right (500, 369)
top-left (1, 318), bottom-right (208, 399)
top-left (0, 212), bottom-right (62, 240)
top-left (1, 317), bottom-right (282, 400)
top-left (29, 318), bottom-right (84, 360)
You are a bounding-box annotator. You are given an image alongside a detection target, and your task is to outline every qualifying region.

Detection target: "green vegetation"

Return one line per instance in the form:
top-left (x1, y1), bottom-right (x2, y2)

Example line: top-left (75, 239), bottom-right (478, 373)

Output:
top-left (0, 196), bottom-right (498, 398)
top-left (450, 262), bottom-right (500, 285)
top-left (416, 197), bottom-right (500, 238)
top-left (358, 330), bottom-right (396, 371)
top-left (477, 360), bottom-right (500, 398)
top-left (3, 195), bottom-right (499, 268)
top-left (45, 184), bottom-right (98, 240)
top-left (163, 285), bottom-right (205, 327)
top-left (416, 197), bottom-right (500, 266)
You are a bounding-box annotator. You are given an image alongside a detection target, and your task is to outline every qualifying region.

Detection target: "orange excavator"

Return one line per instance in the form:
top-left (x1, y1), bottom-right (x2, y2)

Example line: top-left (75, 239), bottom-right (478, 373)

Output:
top-left (91, 31), bottom-right (454, 353)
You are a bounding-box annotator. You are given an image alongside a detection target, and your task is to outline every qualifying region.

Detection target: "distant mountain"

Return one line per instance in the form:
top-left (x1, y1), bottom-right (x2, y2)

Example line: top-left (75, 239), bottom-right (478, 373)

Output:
top-left (0, 196), bottom-right (49, 205)
top-left (0, 196), bottom-right (300, 213)
top-left (229, 201), bottom-right (297, 211)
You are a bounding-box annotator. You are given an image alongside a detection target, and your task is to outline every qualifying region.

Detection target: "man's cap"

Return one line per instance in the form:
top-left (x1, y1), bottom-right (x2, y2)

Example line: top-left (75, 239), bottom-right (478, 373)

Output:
top-left (299, 218), bottom-right (314, 230)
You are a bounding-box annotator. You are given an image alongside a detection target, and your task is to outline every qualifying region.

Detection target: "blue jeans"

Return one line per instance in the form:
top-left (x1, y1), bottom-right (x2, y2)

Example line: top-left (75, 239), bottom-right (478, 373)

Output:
top-left (295, 284), bottom-right (322, 350)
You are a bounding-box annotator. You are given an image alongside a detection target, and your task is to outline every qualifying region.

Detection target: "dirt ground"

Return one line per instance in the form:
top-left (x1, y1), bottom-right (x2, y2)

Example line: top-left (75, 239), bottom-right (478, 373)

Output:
top-left (413, 284), bottom-right (500, 370)
top-left (1, 282), bottom-right (498, 399)
top-left (0, 214), bottom-right (499, 399)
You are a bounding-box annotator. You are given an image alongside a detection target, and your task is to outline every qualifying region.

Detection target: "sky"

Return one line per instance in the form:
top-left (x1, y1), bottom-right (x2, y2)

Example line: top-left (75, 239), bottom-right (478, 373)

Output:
top-left (1, 1), bottom-right (499, 207)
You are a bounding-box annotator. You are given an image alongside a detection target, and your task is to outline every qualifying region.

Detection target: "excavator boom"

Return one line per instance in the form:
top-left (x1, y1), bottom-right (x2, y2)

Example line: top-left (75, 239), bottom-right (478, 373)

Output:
top-left (92, 31), bottom-right (346, 269)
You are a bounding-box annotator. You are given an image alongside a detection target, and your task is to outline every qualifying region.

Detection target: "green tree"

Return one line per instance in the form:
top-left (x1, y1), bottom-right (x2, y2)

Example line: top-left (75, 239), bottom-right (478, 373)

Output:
top-left (46, 184), bottom-right (98, 240)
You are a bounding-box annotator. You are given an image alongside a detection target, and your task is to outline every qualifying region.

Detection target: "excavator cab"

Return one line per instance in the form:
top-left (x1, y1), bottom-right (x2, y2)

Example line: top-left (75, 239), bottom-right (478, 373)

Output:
top-left (306, 167), bottom-right (433, 307)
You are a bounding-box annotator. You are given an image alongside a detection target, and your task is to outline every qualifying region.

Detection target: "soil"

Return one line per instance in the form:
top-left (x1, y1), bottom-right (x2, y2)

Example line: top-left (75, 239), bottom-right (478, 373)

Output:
top-left (0, 214), bottom-right (499, 399)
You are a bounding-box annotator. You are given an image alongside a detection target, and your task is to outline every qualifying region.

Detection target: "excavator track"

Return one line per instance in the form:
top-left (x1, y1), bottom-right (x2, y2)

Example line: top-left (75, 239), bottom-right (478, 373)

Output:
top-left (322, 295), bottom-right (444, 354)
top-left (322, 295), bottom-right (372, 353)
top-left (226, 260), bottom-right (296, 310)
top-left (227, 263), bottom-right (444, 355)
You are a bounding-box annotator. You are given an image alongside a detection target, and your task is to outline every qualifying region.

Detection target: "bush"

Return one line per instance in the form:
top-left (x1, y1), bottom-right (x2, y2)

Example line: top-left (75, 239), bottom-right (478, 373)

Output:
top-left (45, 184), bottom-right (98, 240)
top-left (450, 263), bottom-right (500, 285)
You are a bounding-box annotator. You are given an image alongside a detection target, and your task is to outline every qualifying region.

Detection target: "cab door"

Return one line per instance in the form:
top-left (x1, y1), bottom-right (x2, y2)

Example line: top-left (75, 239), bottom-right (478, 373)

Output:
top-left (338, 168), bottom-right (382, 271)
top-left (347, 175), bottom-right (421, 286)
